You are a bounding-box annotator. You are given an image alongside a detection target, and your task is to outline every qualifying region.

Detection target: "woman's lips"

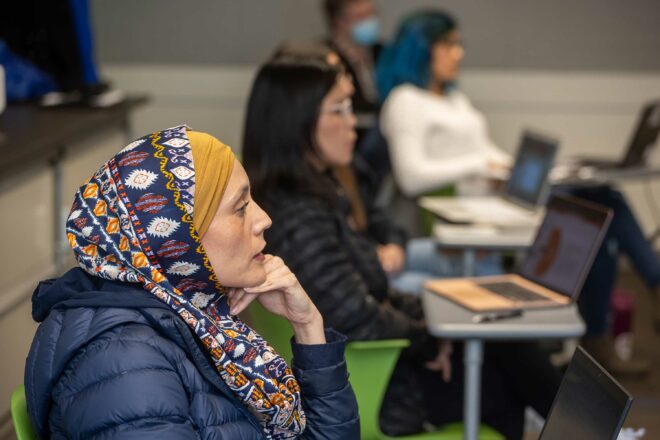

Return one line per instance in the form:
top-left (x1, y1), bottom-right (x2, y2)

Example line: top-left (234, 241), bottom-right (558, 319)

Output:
top-left (253, 253), bottom-right (265, 262)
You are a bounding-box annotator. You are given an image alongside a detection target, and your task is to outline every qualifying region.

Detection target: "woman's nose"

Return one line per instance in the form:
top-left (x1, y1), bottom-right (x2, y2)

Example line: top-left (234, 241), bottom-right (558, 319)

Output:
top-left (455, 45), bottom-right (465, 61)
top-left (347, 112), bottom-right (357, 129)
top-left (253, 202), bottom-right (272, 234)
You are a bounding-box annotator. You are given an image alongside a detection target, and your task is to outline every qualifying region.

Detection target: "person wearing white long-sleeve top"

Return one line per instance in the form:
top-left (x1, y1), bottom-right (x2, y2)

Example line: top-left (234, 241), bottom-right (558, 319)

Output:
top-left (377, 11), bottom-right (511, 200)
top-left (371, 10), bottom-right (509, 290)
top-left (381, 85), bottom-right (511, 197)
top-left (377, 10), bottom-right (660, 377)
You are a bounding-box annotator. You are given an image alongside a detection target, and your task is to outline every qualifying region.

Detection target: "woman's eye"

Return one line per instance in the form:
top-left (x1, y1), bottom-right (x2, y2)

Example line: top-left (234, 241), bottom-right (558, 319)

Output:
top-left (237, 201), bottom-right (249, 216)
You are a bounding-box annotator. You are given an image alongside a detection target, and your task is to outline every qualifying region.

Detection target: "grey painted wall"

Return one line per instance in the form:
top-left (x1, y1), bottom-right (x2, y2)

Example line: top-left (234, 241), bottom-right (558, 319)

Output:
top-left (92, 0), bottom-right (660, 71)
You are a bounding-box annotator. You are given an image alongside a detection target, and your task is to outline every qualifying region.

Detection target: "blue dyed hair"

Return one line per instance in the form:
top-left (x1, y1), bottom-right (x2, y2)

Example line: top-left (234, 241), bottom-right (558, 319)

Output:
top-left (376, 10), bottom-right (457, 100)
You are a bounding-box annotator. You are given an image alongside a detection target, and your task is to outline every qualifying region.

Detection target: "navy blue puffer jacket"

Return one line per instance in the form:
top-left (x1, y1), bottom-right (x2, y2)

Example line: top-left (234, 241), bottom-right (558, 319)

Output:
top-left (25, 268), bottom-right (359, 439)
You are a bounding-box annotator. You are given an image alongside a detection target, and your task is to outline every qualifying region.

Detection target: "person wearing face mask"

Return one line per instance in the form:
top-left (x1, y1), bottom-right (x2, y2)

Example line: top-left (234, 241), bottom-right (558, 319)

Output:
top-left (323, 0), bottom-right (381, 117)
top-left (24, 127), bottom-right (359, 439)
top-left (323, 0), bottom-right (396, 189)
top-left (243, 49), bottom-right (561, 440)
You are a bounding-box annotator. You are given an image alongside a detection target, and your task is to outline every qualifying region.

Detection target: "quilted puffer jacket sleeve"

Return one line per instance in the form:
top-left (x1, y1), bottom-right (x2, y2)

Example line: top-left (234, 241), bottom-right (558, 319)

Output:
top-left (292, 329), bottom-right (359, 439)
top-left (266, 199), bottom-right (439, 362)
top-left (48, 322), bottom-right (258, 440)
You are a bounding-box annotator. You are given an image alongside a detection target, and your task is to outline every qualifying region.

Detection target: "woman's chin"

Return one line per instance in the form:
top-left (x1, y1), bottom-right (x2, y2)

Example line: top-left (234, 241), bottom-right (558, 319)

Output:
top-left (342, 150), bottom-right (354, 165)
top-left (242, 269), bottom-right (267, 289)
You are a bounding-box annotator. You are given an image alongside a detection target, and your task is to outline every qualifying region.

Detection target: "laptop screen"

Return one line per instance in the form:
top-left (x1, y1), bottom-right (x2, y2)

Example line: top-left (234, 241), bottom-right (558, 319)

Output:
top-left (539, 347), bottom-right (632, 440)
top-left (505, 131), bottom-right (558, 206)
top-left (621, 100), bottom-right (660, 167)
top-left (518, 194), bottom-right (612, 298)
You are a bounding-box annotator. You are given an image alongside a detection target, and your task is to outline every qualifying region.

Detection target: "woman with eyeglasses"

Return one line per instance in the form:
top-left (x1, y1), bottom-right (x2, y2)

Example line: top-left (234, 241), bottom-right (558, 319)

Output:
top-left (377, 11), bottom-right (512, 236)
top-left (243, 46), bottom-right (560, 440)
top-left (262, 40), bottom-right (415, 289)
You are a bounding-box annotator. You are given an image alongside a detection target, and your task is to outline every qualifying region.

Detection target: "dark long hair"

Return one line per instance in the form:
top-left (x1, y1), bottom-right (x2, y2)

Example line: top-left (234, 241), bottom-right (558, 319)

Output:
top-left (242, 58), bottom-right (341, 209)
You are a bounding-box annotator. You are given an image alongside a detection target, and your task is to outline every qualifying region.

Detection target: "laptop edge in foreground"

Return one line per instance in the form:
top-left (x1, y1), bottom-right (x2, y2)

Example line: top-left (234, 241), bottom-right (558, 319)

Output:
top-left (539, 346), bottom-right (633, 440)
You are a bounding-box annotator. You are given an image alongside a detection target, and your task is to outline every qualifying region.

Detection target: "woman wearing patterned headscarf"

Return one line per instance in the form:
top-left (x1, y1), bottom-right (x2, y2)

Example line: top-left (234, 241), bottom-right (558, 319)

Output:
top-left (24, 125), bottom-right (359, 439)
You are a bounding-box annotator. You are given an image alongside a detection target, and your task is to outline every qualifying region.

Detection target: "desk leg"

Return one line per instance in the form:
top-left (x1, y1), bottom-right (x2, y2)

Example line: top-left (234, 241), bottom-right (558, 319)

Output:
top-left (463, 249), bottom-right (476, 277)
top-left (464, 339), bottom-right (483, 440)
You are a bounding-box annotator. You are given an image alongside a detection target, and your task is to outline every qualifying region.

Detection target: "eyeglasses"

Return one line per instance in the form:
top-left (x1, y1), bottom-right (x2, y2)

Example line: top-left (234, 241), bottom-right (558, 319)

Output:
top-left (321, 98), bottom-right (354, 119)
top-left (341, 71), bottom-right (354, 85)
top-left (438, 37), bottom-right (464, 50)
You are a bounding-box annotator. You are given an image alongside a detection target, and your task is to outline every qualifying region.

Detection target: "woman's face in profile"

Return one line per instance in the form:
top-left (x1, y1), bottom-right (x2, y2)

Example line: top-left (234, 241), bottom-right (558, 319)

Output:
top-left (430, 29), bottom-right (464, 85)
top-left (314, 78), bottom-right (357, 168)
top-left (200, 160), bottom-right (272, 288)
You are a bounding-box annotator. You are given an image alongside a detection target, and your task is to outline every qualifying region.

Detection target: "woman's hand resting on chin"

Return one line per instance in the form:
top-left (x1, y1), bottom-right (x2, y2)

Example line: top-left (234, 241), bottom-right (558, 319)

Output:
top-left (227, 255), bottom-right (325, 344)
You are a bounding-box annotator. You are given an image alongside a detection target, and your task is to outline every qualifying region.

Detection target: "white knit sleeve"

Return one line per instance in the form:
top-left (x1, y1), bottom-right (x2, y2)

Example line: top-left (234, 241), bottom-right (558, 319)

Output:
top-left (380, 87), bottom-right (488, 197)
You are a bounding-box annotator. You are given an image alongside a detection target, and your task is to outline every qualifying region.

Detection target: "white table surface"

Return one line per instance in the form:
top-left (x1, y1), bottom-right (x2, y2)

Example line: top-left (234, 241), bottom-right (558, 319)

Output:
top-left (550, 164), bottom-right (660, 186)
top-left (432, 223), bottom-right (536, 249)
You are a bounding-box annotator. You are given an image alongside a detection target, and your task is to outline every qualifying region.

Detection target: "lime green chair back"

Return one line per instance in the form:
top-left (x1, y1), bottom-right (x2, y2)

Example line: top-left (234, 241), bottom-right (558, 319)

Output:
top-left (419, 186), bottom-right (456, 236)
top-left (343, 338), bottom-right (408, 439)
top-left (343, 340), bottom-right (502, 440)
top-left (247, 302), bottom-right (403, 438)
top-left (247, 303), bottom-right (503, 440)
top-left (11, 385), bottom-right (38, 440)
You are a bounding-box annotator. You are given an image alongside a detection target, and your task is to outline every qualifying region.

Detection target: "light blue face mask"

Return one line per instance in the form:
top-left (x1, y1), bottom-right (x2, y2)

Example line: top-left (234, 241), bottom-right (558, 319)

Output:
top-left (351, 16), bottom-right (380, 46)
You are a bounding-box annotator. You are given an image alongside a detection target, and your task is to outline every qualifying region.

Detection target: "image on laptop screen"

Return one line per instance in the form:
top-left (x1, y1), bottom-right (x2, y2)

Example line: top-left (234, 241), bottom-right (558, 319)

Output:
top-left (505, 132), bottom-right (558, 206)
top-left (539, 347), bottom-right (632, 440)
top-left (518, 195), bottom-right (611, 297)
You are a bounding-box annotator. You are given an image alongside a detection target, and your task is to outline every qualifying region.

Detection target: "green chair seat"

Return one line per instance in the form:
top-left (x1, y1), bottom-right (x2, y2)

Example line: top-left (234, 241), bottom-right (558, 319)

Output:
top-left (11, 384), bottom-right (38, 440)
top-left (419, 186), bottom-right (456, 236)
top-left (387, 422), bottom-right (503, 440)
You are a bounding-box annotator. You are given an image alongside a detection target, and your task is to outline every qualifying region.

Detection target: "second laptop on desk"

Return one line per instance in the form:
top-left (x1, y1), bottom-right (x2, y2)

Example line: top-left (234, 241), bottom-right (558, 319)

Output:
top-left (419, 130), bottom-right (559, 227)
top-left (550, 99), bottom-right (660, 184)
top-left (425, 194), bottom-right (612, 312)
top-left (562, 99), bottom-right (660, 171)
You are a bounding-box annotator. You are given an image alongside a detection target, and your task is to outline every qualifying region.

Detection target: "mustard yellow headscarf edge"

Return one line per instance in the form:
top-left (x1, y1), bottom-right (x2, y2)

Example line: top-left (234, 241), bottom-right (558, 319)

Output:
top-left (188, 130), bottom-right (236, 237)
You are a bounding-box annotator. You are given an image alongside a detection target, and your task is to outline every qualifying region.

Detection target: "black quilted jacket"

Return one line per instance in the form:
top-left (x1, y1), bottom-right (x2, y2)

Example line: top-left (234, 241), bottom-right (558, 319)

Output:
top-left (262, 169), bottom-right (439, 362)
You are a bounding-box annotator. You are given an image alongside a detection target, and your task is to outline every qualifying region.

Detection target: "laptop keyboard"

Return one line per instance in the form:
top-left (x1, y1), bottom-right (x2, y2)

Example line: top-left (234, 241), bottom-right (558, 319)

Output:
top-left (478, 281), bottom-right (547, 302)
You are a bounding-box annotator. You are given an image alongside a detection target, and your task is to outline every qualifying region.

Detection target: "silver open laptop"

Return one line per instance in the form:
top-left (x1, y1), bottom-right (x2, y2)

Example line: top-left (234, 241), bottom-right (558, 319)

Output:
top-left (419, 131), bottom-right (559, 227)
top-left (425, 194), bottom-right (612, 312)
top-left (564, 99), bottom-right (660, 171)
top-left (539, 347), bottom-right (633, 440)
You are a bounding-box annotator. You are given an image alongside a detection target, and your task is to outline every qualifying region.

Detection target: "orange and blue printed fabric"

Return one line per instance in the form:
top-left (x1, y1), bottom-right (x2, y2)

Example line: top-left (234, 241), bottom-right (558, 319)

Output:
top-left (66, 125), bottom-right (305, 439)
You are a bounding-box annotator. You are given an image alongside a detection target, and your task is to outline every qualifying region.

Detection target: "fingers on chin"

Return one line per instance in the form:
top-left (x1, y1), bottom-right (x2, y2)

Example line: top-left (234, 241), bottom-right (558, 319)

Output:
top-left (245, 283), bottom-right (272, 293)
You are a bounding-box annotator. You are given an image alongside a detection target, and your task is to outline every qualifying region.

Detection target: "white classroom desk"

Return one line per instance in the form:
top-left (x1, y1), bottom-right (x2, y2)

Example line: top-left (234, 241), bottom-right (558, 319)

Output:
top-left (422, 290), bottom-right (585, 440)
top-left (431, 223), bottom-right (536, 276)
top-left (550, 164), bottom-right (660, 186)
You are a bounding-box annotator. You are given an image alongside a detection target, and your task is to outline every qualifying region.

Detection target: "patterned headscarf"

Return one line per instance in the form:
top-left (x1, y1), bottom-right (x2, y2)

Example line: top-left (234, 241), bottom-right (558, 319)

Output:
top-left (66, 125), bottom-right (305, 439)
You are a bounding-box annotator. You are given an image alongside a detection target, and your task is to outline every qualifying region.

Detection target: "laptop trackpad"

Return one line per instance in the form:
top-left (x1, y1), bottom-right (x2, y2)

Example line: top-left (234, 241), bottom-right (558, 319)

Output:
top-left (477, 281), bottom-right (548, 302)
